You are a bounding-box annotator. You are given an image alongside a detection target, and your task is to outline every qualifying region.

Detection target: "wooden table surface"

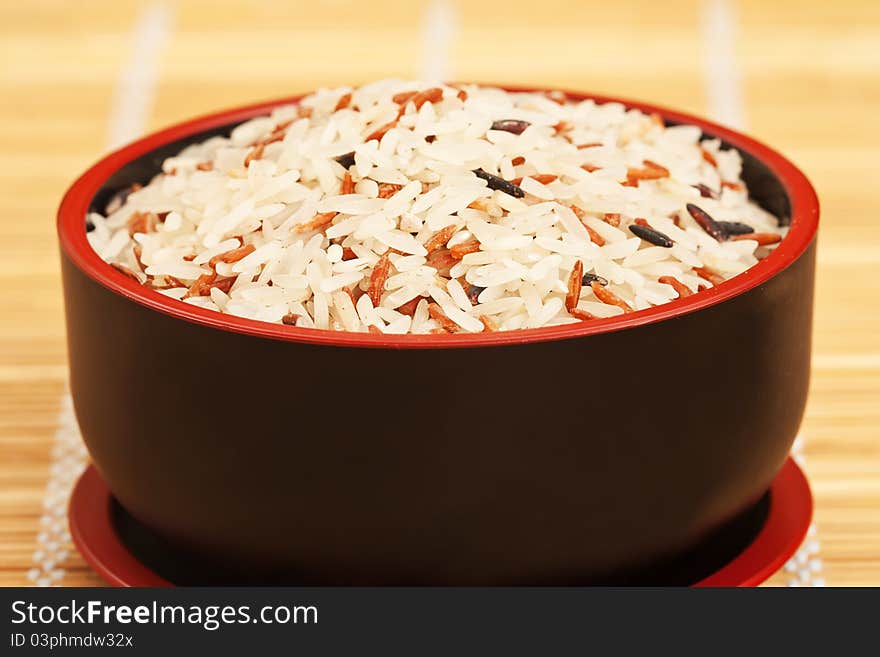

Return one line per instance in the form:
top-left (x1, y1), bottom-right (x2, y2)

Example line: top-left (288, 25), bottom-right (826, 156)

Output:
top-left (1, 0), bottom-right (878, 586)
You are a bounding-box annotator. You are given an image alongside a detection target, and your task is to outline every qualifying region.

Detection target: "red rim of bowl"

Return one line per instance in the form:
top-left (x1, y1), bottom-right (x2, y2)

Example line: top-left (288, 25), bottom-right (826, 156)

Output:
top-left (58, 87), bottom-right (820, 349)
top-left (68, 458), bottom-right (812, 587)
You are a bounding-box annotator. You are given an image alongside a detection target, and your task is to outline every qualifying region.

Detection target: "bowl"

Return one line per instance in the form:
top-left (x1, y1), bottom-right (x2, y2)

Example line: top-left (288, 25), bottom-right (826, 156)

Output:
top-left (58, 88), bottom-right (819, 584)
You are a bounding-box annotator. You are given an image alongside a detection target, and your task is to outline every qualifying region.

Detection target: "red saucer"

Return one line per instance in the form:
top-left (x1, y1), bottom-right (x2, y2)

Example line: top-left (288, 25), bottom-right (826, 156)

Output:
top-left (69, 459), bottom-right (812, 587)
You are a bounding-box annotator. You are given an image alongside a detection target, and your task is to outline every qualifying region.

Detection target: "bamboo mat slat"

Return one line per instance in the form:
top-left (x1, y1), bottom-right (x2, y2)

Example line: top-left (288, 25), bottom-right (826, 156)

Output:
top-left (0, 0), bottom-right (877, 586)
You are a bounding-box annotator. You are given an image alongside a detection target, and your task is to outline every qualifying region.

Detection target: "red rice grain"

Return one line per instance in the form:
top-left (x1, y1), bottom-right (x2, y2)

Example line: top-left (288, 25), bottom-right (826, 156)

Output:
top-left (658, 276), bottom-right (693, 298)
top-left (731, 232), bottom-right (782, 245)
top-left (368, 253), bottom-right (391, 306)
top-left (693, 266), bottom-right (725, 286)
top-left (424, 225), bottom-right (457, 253)
top-left (427, 303), bottom-right (458, 332)
top-left (565, 260), bottom-right (584, 312)
top-left (591, 281), bottom-right (633, 313)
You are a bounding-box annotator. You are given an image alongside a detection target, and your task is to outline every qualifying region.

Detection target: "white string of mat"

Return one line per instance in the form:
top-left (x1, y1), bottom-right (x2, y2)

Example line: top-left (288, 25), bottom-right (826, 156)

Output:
top-left (699, 0), bottom-right (824, 587)
top-left (30, 2), bottom-right (173, 586)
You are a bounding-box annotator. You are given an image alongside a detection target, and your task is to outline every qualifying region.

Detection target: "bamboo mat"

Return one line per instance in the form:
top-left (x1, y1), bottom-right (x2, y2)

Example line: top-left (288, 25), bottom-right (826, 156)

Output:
top-left (1, 0), bottom-right (877, 586)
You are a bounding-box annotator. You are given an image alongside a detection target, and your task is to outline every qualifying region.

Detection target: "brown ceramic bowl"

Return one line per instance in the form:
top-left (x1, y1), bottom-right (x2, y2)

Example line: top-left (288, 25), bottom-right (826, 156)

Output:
top-left (58, 88), bottom-right (819, 585)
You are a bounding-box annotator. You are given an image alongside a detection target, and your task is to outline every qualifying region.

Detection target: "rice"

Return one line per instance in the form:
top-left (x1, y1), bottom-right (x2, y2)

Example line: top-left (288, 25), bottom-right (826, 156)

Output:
top-left (87, 80), bottom-right (788, 334)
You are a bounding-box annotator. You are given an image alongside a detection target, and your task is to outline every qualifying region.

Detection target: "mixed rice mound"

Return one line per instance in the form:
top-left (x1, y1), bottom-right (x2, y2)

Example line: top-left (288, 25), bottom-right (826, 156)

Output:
top-left (88, 80), bottom-right (787, 334)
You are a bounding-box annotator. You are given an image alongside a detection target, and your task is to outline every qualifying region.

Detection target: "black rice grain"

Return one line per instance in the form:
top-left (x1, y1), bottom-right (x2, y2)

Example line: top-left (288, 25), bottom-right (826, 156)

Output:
top-left (692, 183), bottom-right (719, 199)
top-left (629, 223), bottom-right (674, 247)
top-left (472, 168), bottom-right (525, 198)
top-left (334, 151), bottom-right (356, 169)
top-left (686, 203), bottom-right (727, 241)
top-left (582, 272), bottom-right (609, 286)
top-left (490, 119), bottom-right (530, 135)
top-left (466, 284), bottom-right (485, 304)
top-left (717, 220), bottom-right (755, 236)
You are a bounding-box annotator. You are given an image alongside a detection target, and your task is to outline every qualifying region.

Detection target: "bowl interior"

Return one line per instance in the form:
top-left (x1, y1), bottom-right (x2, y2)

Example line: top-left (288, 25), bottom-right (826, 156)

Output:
top-left (61, 91), bottom-right (818, 349)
